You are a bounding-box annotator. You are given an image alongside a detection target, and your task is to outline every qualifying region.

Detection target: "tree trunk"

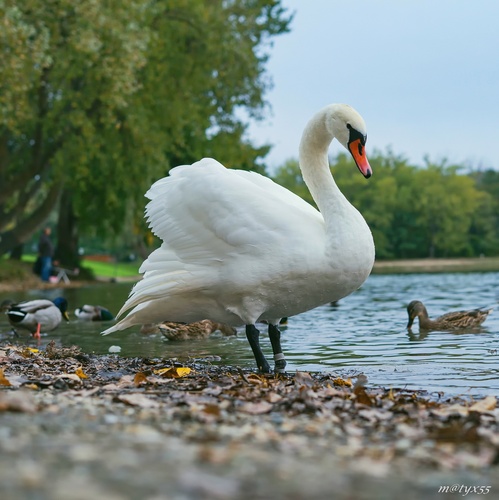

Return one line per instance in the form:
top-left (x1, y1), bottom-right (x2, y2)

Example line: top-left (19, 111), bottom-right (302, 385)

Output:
top-left (0, 182), bottom-right (61, 257)
top-left (55, 189), bottom-right (80, 268)
top-left (9, 243), bottom-right (24, 260)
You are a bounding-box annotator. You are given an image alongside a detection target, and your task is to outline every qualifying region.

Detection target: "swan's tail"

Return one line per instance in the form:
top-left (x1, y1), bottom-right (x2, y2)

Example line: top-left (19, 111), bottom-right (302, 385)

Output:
top-left (102, 301), bottom-right (153, 335)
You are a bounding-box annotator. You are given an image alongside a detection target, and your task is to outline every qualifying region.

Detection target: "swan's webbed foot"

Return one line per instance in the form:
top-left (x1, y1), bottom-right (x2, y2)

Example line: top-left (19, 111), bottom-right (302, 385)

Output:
top-left (245, 325), bottom-right (271, 373)
top-left (269, 324), bottom-right (287, 374)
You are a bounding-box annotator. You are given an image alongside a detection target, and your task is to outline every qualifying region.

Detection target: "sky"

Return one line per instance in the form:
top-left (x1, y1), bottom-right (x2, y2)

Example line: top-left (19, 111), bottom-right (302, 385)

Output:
top-left (248, 0), bottom-right (499, 172)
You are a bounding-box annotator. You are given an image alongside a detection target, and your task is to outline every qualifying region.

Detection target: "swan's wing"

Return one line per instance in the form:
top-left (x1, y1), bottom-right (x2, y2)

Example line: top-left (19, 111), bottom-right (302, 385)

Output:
top-left (115, 158), bottom-right (325, 318)
top-left (145, 158), bottom-right (322, 251)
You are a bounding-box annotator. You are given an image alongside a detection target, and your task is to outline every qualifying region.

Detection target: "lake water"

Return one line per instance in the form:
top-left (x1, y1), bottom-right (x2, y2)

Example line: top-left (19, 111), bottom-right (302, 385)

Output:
top-left (1, 272), bottom-right (498, 397)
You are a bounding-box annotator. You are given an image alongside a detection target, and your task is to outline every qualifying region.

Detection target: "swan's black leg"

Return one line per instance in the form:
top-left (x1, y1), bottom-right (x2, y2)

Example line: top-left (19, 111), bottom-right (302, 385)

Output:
top-left (269, 324), bottom-right (287, 373)
top-left (245, 324), bottom-right (271, 373)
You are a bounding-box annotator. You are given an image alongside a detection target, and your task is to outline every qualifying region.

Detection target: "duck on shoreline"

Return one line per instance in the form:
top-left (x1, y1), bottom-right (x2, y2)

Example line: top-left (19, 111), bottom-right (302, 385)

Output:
top-left (3, 298), bottom-right (70, 338)
top-left (140, 319), bottom-right (237, 340)
top-left (406, 300), bottom-right (493, 331)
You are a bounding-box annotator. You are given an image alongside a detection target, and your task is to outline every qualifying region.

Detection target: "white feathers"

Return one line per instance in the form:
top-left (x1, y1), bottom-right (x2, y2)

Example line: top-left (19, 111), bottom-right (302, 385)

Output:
top-left (103, 104), bottom-right (375, 335)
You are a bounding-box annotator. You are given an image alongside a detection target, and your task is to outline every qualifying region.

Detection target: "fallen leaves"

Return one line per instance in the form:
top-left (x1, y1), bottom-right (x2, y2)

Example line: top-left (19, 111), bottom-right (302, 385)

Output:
top-left (239, 401), bottom-right (273, 415)
top-left (431, 396), bottom-right (497, 419)
top-left (153, 366), bottom-right (192, 378)
top-left (331, 376), bottom-right (353, 388)
top-left (117, 393), bottom-right (160, 408)
top-left (470, 395), bottom-right (497, 412)
top-left (134, 372), bottom-right (148, 386)
top-left (75, 367), bottom-right (88, 379)
top-left (0, 368), bottom-right (12, 387)
top-left (0, 342), bottom-right (498, 473)
top-left (0, 391), bottom-right (37, 413)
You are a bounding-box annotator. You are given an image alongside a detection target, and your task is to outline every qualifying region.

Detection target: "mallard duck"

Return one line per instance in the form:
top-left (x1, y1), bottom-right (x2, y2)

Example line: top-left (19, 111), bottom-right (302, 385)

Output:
top-left (75, 305), bottom-right (114, 321)
top-left (141, 320), bottom-right (236, 340)
top-left (0, 299), bottom-right (15, 312)
top-left (5, 298), bottom-right (70, 338)
top-left (103, 103), bottom-right (374, 374)
top-left (406, 300), bottom-right (493, 331)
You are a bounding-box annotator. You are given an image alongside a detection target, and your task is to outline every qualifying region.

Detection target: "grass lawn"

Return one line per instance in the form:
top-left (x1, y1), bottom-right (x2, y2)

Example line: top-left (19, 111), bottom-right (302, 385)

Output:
top-left (1, 255), bottom-right (140, 281)
top-left (81, 259), bottom-right (140, 279)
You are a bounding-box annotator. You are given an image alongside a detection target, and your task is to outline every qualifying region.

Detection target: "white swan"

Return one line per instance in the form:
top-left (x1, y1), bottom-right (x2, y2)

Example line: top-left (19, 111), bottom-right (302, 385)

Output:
top-left (103, 104), bottom-right (375, 372)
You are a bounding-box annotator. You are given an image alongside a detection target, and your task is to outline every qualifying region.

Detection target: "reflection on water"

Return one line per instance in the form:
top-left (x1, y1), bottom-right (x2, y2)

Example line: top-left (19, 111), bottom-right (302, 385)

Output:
top-left (1, 272), bottom-right (498, 397)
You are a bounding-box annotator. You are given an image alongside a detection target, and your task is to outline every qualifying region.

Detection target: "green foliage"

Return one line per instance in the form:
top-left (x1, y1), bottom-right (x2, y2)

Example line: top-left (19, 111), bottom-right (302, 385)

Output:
top-left (80, 259), bottom-right (140, 279)
top-left (272, 159), bottom-right (315, 206)
top-left (0, 0), bottom-right (292, 256)
top-left (272, 150), bottom-right (499, 259)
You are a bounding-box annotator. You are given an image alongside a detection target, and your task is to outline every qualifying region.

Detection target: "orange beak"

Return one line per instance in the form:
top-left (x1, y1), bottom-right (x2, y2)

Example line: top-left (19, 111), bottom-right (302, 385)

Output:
top-left (348, 139), bottom-right (372, 178)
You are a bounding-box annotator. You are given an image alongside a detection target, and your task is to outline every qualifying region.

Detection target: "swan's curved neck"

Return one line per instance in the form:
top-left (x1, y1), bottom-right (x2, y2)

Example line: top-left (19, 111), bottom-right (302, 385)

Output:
top-left (298, 108), bottom-right (347, 222)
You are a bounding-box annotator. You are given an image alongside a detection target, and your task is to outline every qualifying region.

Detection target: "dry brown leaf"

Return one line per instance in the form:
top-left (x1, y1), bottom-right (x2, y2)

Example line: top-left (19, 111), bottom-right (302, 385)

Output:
top-left (431, 404), bottom-right (469, 418)
top-left (353, 386), bottom-right (374, 406)
top-left (387, 387), bottom-right (396, 401)
top-left (267, 392), bottom-right (283, 403)
top-left (20, 347), bottom-right (39, 358)
top-left (57, 374), bottom-right (82, 383)
top-left (295, 371), bottom-right (314, 386)
top-left (134, 372), bottom-right (148, 386)
top-left (331, 377), bottom-right (353, 388)
top-left (202, 404), bottom-right (222, 417)
top-left (153, 367), bottom-right (191, 378)
top-left (246, 373), bottom-right (266, 385)
top-left (23, 383), bottom-right (40, 391)
top-left (117, 393), bottom-right (160, 408)
top-left (0, 368), bottom-right (12, 387)
top-left (75, 367), bottom-right (88, 379)
top-left (239, 401), bottom-right (273, 414)
top-left (0, 391), bottom-right (37, 413)
top-left (322, 385), bottom-right (347, 398)
top-left (77, 387), bottom-right (101, 397)
top-left (469, 396), bottom-right (497, 413)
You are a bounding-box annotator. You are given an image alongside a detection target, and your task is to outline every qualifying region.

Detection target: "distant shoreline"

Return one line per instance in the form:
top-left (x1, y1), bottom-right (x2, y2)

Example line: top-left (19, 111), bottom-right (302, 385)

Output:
top-left (372, 257), bottom-right (499, 274)
top-left (1, 257), bottom-right (499, 293)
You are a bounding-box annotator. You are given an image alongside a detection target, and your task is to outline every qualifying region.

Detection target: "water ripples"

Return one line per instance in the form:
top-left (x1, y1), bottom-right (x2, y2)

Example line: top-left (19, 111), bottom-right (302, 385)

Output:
top-left (1, 271), bottom-right (498, 397)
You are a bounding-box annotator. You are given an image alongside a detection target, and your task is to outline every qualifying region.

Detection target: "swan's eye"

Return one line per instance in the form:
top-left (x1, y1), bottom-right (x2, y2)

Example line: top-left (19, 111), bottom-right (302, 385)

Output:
top-left (347, 125), bottom-right (366, 147)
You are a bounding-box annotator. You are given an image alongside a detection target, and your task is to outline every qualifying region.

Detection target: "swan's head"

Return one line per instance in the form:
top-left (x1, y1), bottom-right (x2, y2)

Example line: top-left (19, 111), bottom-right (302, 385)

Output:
top-left (327, 104), bottom-right (372, 178)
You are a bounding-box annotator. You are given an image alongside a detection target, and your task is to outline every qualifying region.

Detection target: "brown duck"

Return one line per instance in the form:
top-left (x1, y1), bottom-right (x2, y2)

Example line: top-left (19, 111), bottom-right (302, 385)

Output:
top-left (140, 319), bottom-right (236, 340)
top-left (406, 300), bottom-right (493, 331)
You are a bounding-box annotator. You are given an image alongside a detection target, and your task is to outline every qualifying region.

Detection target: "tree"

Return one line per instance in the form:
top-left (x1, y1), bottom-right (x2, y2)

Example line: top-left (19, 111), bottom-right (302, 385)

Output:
top-left (0, 0), bottom-right (152, 257)
top-left (272, 150), bottom-right (497, 259)
top-left (468, 169), bottom-right (499, 256)
top-left (272, 158), bottom-right (315, 206)
top-left (412, 162), bottom-right (481, 257)
top-left (0, 0), bottom-right (292, 261)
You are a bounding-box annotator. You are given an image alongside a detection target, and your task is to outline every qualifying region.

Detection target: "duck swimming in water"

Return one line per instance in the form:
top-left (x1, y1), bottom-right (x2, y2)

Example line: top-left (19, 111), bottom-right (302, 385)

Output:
top-left (406, 300), bottom-right (493, 331)
top-left (75, 305), bottom-right (114, 322)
